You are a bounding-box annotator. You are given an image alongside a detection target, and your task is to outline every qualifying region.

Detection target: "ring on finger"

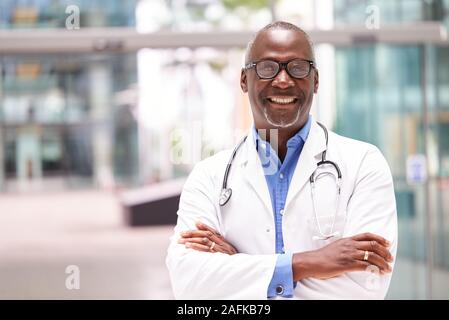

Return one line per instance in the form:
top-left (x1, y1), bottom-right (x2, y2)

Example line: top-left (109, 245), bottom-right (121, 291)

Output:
top-left (363, 250), bottom-right (370, 261)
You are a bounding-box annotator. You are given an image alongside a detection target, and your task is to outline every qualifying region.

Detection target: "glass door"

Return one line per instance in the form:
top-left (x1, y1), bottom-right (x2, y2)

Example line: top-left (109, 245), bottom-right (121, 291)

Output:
top-left (334, 44), bottom-right (432, 298)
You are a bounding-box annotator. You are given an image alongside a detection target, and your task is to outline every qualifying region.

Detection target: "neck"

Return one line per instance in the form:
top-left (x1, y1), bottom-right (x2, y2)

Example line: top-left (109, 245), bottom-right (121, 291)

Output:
top-left (256, 124), bottom-right (303, 162)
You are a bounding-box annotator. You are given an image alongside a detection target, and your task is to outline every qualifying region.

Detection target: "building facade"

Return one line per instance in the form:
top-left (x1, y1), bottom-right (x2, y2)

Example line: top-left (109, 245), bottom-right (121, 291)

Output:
top-left (0, 0), bottom-right (448, 299)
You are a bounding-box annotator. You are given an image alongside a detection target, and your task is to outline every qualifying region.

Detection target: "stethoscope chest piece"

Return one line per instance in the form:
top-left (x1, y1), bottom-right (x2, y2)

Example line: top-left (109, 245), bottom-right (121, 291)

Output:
top-left (219, 188), bottom-right (232, 206)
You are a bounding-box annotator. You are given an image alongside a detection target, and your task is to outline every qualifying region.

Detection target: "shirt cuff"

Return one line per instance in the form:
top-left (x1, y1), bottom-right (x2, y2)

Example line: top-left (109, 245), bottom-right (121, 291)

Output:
top-left (267, 253), bottom-right (294, 298)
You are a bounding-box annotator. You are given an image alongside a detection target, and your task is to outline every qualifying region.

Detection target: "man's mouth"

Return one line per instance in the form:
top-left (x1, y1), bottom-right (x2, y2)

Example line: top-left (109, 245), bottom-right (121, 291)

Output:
top-left (267, 96), bottom-right (298, 105)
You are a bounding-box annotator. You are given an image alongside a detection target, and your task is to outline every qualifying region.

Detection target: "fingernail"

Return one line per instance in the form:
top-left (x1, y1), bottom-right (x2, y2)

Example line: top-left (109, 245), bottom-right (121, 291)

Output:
top-left (178, 238), bottom-right (185, 244)
top-left (185, 242), bottom-right (191, 248)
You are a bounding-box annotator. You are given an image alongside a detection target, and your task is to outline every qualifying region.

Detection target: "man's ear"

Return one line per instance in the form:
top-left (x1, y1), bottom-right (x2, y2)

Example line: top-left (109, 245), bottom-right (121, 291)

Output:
top-left (313, 68), bottom-right (319, 94)
top-left (240, 69), bottom-right (248, 93)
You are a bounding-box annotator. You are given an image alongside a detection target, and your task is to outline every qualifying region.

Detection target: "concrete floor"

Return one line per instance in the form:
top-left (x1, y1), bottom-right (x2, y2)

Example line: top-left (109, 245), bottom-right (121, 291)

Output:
top-left (0, 190), bottom-right (174, 299)
top-left (1, 189), bottom-right (448, 299)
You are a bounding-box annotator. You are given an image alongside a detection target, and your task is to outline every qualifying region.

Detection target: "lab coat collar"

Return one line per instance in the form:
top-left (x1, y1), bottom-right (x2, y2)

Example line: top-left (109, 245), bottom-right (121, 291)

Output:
top-left (238, 128), bottom-right (273, 216)
top-left (237, 120), bottom-right (327, 215)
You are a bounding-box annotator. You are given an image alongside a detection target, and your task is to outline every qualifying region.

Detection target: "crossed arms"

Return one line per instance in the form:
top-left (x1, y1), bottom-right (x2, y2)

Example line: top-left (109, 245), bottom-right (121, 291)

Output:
top-left (166, 147), bottom-right (397, 299)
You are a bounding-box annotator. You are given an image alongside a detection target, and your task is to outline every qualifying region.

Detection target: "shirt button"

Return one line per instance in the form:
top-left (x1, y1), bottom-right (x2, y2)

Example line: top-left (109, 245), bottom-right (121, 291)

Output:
top-left (279, 173), bottom-right (284, 179)
top-left (276, 285), bottom-right (284, 295)
top-left (280, 209), bottom-right (284, 216)
top-left (266, 228), bottom-right (270, 232)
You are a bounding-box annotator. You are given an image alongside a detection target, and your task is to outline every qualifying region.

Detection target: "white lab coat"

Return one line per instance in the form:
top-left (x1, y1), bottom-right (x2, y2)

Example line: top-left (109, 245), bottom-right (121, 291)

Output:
top-left (166, 120), bottom-right (398, 299)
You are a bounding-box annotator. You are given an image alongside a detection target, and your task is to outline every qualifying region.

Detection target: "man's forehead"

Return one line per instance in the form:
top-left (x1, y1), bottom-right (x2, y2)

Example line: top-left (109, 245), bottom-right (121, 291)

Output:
top-left (251, 28), bottom-right (311, 59)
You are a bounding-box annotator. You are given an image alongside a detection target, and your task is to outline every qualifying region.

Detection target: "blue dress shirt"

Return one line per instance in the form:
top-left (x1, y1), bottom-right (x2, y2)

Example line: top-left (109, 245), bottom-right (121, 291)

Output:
top-left (252, 116), bottom-right (312, 298)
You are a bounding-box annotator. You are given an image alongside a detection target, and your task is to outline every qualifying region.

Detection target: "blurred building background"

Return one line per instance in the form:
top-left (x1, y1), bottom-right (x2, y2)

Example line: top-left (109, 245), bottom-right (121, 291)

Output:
top-left (0, 0), bottom-right (448, 299)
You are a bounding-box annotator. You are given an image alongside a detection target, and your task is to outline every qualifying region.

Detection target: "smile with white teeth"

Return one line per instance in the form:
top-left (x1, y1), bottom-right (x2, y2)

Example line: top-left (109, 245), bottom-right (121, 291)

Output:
top-left (268, 97), bottom-right (296, 104)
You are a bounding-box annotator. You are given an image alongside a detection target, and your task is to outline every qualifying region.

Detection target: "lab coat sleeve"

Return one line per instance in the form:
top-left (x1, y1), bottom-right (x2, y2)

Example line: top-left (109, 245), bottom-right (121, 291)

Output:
top-left (166, 160), bottom-right (278, 299)
top-left (342, 145), bottom-right (398, 299)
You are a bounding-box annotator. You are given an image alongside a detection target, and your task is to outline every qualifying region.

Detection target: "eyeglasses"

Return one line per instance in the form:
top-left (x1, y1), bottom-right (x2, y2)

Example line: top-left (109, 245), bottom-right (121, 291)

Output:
top-left (244, 59), bottom-right (315, 80)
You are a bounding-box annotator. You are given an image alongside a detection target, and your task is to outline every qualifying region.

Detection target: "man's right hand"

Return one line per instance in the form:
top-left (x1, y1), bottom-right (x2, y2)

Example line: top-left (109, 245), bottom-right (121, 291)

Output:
top-left (292, 232), bottom-right (394, 281)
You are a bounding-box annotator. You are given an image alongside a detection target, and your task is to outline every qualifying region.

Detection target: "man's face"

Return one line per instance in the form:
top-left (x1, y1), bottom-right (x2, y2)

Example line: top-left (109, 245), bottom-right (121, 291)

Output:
top-left (240, 29), bottom-right (319, 130)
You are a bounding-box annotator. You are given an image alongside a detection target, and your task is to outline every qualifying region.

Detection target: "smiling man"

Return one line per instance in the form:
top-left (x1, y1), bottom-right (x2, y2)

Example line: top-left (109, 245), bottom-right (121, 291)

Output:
top-left (243, 22), bottom-right (317, 160)
top-left (166, 21), bottom-right (397, 299)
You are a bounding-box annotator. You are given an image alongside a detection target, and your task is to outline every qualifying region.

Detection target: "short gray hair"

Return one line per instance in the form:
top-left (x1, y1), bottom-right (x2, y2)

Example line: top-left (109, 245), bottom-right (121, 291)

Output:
top-left (244, 21), bottom-right (315, 65)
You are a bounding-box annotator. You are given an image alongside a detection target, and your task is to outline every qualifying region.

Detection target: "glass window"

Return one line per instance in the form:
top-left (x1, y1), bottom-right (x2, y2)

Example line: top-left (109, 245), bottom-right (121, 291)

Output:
top-left (0, 48), bottom-right (248, 190)
top-left (0, 0), bottom-right (138, 29)
top-left (0, 53), bottom-right (140, 190)
top-left (333, 0), bottom-right (448, 25)
top-left (335, 43), bottom-right (449, 298)
top-left (136, 0), bottom-right (274, 32)
top-left (135, 47), bottom-right (248, 183)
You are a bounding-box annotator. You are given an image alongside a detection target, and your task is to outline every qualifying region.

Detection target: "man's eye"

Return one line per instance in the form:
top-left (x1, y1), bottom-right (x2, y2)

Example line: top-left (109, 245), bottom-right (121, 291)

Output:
top-left (263, 66), bottom-right (275, 72)
top-left (261, 64), bottom-right (275, 72)
top-left (290, 65), bottom-right (306, 73)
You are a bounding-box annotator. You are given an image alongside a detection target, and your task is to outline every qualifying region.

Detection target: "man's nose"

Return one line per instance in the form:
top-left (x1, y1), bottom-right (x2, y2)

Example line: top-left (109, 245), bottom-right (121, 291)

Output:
top-left (271, 69), bottom-right (294, 89)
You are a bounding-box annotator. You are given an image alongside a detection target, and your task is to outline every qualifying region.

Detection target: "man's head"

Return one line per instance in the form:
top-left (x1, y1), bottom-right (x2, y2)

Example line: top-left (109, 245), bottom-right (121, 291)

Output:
top-left (240, 21), bottom-right (319, 131)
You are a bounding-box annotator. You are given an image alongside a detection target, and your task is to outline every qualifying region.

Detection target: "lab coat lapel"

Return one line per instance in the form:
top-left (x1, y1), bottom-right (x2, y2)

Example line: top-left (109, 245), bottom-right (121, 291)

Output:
top-left (238, 130), bottom-right (274, 217)
top-left (285, 120), bottom-right (327, 209)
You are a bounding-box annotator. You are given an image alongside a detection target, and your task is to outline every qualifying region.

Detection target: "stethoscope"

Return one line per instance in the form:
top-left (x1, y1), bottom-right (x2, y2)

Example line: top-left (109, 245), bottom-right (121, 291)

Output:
top-left (218, 122), bottom-right (342, 241)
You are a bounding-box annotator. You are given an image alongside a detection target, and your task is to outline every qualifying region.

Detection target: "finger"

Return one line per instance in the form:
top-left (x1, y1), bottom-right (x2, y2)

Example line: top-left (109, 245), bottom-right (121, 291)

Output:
top-left (184, 241), bottom-right (210, 252)
top-left (179, 236), bottom-right (232, 254)
top-left (355, 249), bottom-right (391, 274)
top-left (356, 240), bottom-right (394, 262)
top-left (210, 244), bottom-right (231, 254)
top-left (181, 230), bottom-right (224, 246)
top-left (181, 228), bottom-right (237, 255)
top-left (223, 245), bottom-right (237, 255)
top-left (353, 260), bottom-right (373, 273)
top-left (196, 222), bottom-right (223, 238)
top-left (178, 237), bottom-right (211, 246)
top-left (181, 230), bottom-right (212, 238)
top-left (351, 232), bottom-right (390, 247)
top-left (185, 239), bottom-right (230, 254)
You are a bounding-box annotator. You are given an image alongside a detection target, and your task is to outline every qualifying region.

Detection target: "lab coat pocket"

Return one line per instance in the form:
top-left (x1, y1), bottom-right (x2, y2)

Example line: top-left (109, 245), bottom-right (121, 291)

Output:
top-left (307, 213), bottom-right (346, 248)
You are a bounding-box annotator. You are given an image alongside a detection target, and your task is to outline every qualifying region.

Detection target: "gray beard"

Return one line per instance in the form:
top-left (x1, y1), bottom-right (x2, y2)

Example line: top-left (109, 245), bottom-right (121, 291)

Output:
top-left (262, 105), bottom-right (301, 128)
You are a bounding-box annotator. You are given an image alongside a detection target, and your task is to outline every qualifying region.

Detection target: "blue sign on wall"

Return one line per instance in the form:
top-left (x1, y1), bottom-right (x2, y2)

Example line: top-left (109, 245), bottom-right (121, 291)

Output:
top-left (406, 154), bottom-right (427, 185)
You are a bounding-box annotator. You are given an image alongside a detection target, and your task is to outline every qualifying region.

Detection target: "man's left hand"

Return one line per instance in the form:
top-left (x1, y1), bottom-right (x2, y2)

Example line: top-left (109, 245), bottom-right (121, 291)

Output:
top-left (178, 222), bottom-right (238, 255)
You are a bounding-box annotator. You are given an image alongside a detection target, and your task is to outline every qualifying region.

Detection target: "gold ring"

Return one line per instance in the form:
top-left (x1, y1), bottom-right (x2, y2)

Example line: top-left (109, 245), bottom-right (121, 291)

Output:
top-left (363, 250), bottom-right (370, 261)
top-left (210, 241), bottom-right (216, 251)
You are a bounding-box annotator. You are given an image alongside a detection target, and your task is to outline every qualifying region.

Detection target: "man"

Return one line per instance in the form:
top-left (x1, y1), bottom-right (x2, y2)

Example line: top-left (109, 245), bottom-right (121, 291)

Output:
top-left (166, 21), bottom-right (397, 299)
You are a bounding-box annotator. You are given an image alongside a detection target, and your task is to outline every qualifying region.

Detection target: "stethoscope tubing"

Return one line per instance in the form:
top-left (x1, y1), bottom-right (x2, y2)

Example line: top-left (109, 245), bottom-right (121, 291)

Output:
top-left (219, 122), bottom-right (343, 240)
